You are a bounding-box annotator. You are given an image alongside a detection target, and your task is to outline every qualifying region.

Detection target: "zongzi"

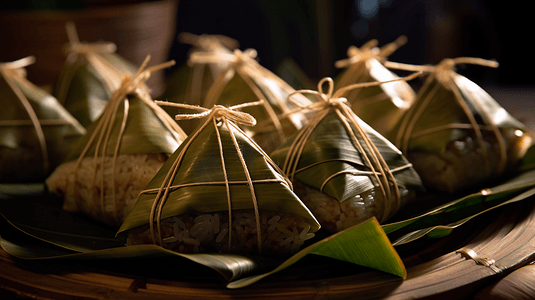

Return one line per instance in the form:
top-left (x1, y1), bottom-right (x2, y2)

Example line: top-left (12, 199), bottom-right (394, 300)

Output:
top-left (271, 76), bottom-right (425, 233)
top-left (391, 58), bottom-right (532, 194)
top-left (117, 102), bottom-right (320, 257)
top-left (46, 57), bottom-right (187, 226)
top-left (0, 56), bottom-right (85, 183)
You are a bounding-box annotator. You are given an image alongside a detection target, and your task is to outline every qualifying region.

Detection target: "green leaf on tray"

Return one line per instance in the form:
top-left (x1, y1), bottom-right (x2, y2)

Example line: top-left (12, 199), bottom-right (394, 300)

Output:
top-left (383, 168), bottom-right (535, 245)
top-left (0, 196), bottom-right (123, 251)
top-left (228, 217), bottom-right (405, 288)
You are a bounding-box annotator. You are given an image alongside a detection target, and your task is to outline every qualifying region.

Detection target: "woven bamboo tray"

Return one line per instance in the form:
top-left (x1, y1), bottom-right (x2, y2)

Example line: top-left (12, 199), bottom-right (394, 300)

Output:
top-left (1, 194), bottom-right (534, 300)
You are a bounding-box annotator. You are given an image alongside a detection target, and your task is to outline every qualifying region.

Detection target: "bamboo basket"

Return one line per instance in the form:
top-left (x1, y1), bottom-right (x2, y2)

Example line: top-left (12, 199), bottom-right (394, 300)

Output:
top-left (0, 0), bottom-right (177, 96)
top-left (1, 195), bottom-right (534, 299)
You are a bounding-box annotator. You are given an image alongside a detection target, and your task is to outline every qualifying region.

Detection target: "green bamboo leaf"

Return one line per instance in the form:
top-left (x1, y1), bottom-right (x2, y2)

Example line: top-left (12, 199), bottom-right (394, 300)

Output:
top-left (0, 196), bottom-right (122, 252)
top-left (383, 168), bottom-right (535, 244)
top-left (391, 187), bottom-right (535, 245)
top-left (228, 217), bottom-right (405, 288)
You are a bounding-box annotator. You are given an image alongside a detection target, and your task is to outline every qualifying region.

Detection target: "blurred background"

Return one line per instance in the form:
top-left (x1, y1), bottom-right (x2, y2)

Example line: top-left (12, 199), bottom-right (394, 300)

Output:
top-left (1, 0), bottom-right (533, 122)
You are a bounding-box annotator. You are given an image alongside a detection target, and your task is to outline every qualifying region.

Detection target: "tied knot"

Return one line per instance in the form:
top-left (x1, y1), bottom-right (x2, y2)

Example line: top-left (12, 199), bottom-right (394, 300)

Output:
top-left (291, 77), bottom-right (349, 112)
top-left (211, 104), bottom-right (257, 127)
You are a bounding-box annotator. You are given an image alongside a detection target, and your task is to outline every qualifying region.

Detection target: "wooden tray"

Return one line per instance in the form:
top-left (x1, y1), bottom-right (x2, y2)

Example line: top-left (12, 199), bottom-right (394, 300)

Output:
top-left (1, 196), bottom-right (534, 299)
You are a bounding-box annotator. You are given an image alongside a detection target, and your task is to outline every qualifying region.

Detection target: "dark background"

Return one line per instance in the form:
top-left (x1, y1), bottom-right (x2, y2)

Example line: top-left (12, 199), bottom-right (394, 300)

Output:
top-left (169, 0), bottom-right (533, 86)
top-left (1, 0), bottom-right (533, 87)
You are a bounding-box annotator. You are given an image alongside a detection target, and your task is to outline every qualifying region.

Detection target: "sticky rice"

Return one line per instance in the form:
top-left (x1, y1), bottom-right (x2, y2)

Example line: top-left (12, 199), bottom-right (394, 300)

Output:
top-left (293, 180), bottom-right (414, 233)
top-left (127, 209), bottom-right (315, 257)
top-left (407, 129), bottom-right (530, 194)
top-left (46, 153), bottom-right (167, 226)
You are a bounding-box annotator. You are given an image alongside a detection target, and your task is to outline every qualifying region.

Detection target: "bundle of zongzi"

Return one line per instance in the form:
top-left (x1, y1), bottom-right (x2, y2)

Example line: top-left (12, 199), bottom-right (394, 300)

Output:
top-left (54, 22), bottom-right (138, 128)
top-left (391, 58), bottom-right (532, 194)
top-left (334, 36), bottom-right (416, 136)
top-left (271, 76), bottom-right (425, 233)
top-left (0, 56), bottom-right (85, 183)
top-left (46, 57), bottom-right (187, 226)
top-left (189, 47), bottom-right (313, 154)
top-left (117, 101), bottom-right (320, 257)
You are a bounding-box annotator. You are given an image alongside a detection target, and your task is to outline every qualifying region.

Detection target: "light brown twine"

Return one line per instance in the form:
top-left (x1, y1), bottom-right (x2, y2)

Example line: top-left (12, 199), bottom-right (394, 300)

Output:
top-left (72, 55), bottom-right (181, 225)
top-left (390, 57), bottom-right (506, 176)
top-left (281, 73), bottom-right (420, 222)
top-left (149, 100), bottom-right (290, 253)
top-left (190, 48), bottom-right (288, 145)
top-left (56, 22), bottom-right (124, 106)
top-left (1, 56), bottom-right (50, 174)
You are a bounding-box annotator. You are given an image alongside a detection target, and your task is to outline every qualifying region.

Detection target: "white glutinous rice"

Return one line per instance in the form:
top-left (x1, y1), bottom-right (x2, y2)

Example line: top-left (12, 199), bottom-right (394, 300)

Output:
top-left (292, 180), bottom-right (413, 232)
top-left (126, 209), bottom-right (315, 258)
top-left (46, 153), bottom-right (168, 226)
